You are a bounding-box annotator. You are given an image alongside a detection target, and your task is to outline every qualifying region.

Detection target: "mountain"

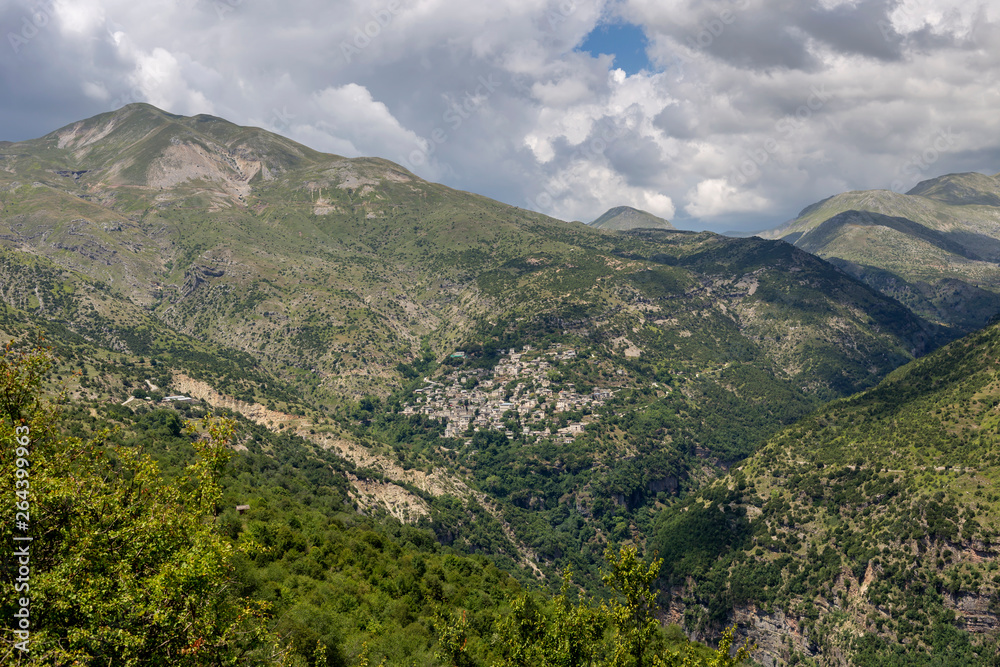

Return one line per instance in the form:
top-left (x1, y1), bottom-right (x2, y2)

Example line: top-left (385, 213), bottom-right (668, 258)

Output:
top-left (0, 104), bottom-right (939, 404)
top-left (907, 171), bottom-right (1000, 207)
top-left (654, 320), bottom-right (1000, 665)
top-left (757, 172), bottom-right (1000, 333)
top-left (590, 205), bottom-right (676, 231)
top-left (0, 104), bottom-right (959, 629)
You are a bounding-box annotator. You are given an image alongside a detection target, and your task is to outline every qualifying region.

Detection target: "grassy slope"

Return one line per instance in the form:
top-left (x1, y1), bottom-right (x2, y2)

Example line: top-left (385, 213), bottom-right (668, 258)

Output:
top-left (756, 173), bottom-right (1000, 332)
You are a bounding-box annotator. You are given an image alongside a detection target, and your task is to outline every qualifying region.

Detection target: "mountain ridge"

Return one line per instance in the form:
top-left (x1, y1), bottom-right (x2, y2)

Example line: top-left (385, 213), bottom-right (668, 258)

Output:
top-left (1, 105), bottom-right (981, 664)
top-left (756, 171), bottom-right (1000, 332)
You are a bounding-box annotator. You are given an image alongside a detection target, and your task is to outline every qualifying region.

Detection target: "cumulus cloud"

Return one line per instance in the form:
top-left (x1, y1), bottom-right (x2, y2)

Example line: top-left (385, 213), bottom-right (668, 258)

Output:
top-left (686, 178), bottom-right (770, 219)
top-left (0, 0), bottom-right (998, 231)
top-left (310, 83), bottom-right (429, 160)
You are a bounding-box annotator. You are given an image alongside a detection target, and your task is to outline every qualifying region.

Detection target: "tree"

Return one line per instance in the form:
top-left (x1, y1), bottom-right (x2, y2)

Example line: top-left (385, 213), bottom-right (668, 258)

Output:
top-left (0, 345), bottom-right (279, 665)
top-left (493, 569), bottom-right (606, 667)
top-left (602, 545), bottom-right (663, 667)
top-left (492, 548), bottom-right (754, 667)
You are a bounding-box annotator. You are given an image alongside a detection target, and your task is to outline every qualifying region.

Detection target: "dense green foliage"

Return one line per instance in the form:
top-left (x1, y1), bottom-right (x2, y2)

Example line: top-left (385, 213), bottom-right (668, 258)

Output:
top-left (1, 345), bottom-right (752, 666)
top-left (0, 345), bottom-right (276, 664)
top-left (653, 323), bottom-right (1000, 664)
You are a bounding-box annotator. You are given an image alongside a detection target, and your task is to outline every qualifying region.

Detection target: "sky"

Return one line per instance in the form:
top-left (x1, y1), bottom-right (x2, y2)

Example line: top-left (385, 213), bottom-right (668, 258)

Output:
top-left (1, 0), bottom-right (998, 232)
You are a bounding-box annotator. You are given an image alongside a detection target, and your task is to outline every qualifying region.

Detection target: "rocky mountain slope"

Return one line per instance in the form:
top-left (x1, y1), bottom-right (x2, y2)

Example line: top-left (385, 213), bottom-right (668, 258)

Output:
top-left (0, 105), bottom-right (942, 406)
top-left (655, 319), bottom-right (1000, 665)
top-left (757, 172), bottom-right (1000, 333)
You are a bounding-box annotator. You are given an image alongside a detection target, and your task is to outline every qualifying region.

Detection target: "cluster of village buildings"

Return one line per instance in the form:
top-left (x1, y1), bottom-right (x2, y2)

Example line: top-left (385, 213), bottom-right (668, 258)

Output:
top-left (400, 345), bottom-right (614, 443)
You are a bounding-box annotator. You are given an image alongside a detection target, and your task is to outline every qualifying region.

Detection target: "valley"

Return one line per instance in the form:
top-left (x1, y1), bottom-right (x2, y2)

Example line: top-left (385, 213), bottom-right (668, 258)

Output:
top-left (1, 104), bottom-right (998, 665)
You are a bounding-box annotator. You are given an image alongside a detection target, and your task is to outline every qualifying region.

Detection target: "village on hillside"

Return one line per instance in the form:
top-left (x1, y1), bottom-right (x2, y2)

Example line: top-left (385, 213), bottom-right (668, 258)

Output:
top-left (401, 345), bottom-right (616, 442)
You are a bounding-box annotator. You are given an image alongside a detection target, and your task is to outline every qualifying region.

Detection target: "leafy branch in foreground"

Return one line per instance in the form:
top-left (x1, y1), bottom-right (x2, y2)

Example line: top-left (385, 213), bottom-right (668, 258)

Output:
top-left (484, 545), bottom-right (753, 667)
top-left (0, 346), bottom-right (279, 665)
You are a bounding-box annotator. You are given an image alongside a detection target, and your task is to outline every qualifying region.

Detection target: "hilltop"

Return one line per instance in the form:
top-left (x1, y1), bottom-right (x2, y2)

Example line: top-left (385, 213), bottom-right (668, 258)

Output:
top-left (590, 205), bottom-right (676, 231)
top-left (757, 172), bottom-right (1000, 333)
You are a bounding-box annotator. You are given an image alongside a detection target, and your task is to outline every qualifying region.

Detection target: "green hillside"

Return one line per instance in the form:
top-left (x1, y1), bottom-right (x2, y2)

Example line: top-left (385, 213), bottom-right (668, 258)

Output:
top-left (1, 340), bottom-right (765, 666)
top-left (0, 104), bottom-right (941, 405)
top-left (0, 105), bottom-right (950, 586)
top-left (0, 104), bottom-right (983, 664)
top-left (654, 320), bottom-right (1000, 665)
top-left (757, 172), bottom-right (1000, 332)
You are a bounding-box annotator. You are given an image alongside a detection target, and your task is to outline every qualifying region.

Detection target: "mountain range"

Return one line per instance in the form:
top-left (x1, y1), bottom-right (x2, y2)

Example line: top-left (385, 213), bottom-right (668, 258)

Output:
top-left (757, 172), bottom-right (1000, 334)
top-left (2, 104), bottom-right (999, 665)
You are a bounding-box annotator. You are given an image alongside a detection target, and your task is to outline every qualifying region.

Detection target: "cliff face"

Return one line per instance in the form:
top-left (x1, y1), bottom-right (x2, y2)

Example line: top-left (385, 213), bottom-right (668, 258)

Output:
top-left (733, 607), bottom-right (816, 667)
top-left (667, 537), bottom-right (1000, 667)
top-left (733, 547), bottom-right (1000, 666)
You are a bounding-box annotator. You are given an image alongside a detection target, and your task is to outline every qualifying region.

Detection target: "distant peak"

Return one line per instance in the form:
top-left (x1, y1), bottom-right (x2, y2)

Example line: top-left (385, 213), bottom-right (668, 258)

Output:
top-left (589, 206), bottom-right (675, 231)
top-left (603, 205), bottom-right (642, 215)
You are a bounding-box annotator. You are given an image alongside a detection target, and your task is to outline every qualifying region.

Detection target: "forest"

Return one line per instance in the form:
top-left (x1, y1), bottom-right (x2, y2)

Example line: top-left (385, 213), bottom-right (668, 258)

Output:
top-left (1, 343), bottom-right (752, 666)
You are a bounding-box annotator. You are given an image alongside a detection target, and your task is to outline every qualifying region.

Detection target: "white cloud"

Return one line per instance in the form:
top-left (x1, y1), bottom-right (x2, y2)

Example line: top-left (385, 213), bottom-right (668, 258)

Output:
top-left (535, 161), bottom-right (676, 222)
top-left (2, 0), bottom-right (999, 231)
top-left (128, 47), bottom-right (217, 116)
top-left (312, 83), bottom-right (429, 160)
top-left (53, 0), bottom-right (105, 35)
top-left (889, 0), bottom-right (989, 38)
top-left (81, 81), bottom-right (109, 101)
top-left (685, 178), bottom-right (770, 219)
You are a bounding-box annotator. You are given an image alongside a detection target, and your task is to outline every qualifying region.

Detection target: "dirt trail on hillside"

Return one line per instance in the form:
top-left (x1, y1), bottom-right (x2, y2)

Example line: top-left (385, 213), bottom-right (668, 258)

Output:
top-left (171, 373), bottom-right (542, 574)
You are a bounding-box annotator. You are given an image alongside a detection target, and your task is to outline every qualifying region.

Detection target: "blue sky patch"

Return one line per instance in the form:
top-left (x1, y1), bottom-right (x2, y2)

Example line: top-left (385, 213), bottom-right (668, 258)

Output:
top-left (577, 22), bottom-right (653, 76)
